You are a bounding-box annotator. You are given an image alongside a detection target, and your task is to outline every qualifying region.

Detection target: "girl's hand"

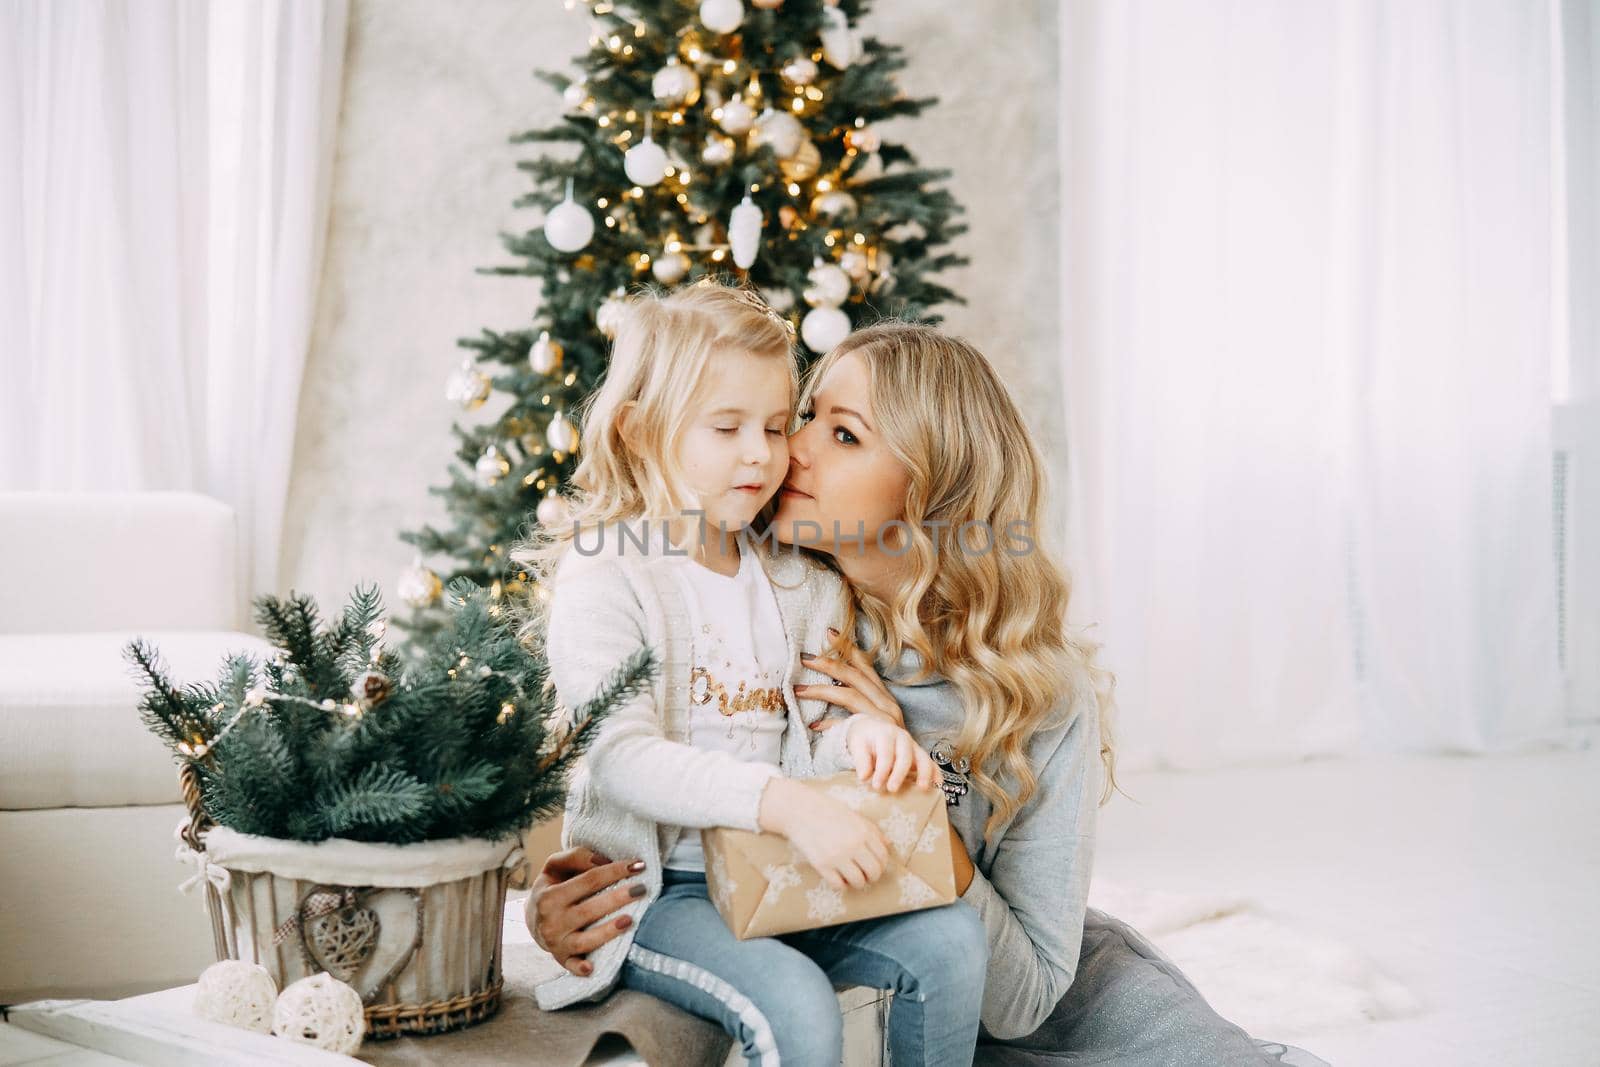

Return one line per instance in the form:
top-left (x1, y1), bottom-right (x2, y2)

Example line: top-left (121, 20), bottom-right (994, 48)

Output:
top-left (843, 715), bottom-right (939, 794)
top-left (759, 778), bottom-right (890, 890)
top-left (796, 627), bottom-right (908, 729)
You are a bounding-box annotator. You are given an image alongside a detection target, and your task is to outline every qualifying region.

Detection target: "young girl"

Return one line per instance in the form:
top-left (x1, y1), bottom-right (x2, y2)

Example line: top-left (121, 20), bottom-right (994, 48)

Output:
top-left (513, 280), bottom-right (988, 1066)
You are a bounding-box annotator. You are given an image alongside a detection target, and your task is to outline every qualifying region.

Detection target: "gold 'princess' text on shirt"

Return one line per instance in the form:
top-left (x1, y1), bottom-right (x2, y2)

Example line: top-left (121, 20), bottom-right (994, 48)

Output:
top-left (689, 665), bottom-right (785, 716)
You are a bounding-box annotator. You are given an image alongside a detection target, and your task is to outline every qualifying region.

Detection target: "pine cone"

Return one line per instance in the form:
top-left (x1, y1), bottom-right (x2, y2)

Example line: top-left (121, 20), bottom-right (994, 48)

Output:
top-left (353, 670), bottom-right (392, 707)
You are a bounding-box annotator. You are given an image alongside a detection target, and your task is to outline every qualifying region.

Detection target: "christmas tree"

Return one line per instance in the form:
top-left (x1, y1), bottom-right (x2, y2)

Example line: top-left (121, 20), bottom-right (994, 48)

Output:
top-left (395, 0), bottom-right (967, 634)
top-left (126, 581), bottom-right (651, 844)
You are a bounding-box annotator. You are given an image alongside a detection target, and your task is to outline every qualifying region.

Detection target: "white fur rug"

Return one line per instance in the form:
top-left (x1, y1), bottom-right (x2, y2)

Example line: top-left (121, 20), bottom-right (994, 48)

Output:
top-left (1086, 879), bottom-right (1422, 1040)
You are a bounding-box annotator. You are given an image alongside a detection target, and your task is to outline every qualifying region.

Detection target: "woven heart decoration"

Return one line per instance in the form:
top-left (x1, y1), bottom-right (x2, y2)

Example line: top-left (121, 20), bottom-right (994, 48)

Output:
top-left (301, 893), bottom-right (379, 983)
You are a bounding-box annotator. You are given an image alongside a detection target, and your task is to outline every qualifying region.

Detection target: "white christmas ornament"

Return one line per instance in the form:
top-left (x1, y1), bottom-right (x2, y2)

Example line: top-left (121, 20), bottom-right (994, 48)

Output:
top-left (753, 110), bottom-right (804, 159)
top-left (624, 118), bottom-right (669, 187)
top-left (548, 413), bottom-right (579, 453)
top-left (596, 290), bottom-right (629, 338)
top-left (812, 189), bottom-right (858, 219)
top-left (652, 58), bottom-right (701, 106)
top-left (475, 446), bottom-right (510, 489)
top-left (272, 972), bottom-right (364, 1055)
top-left (194, 960), bottom-right (277, 1034)
top-left (729, 195), bottom-right (763, 269)
top-left (445, 360), bottom-right (491, 410)
top-left (844, 124), bottom-right (881, 153)
top-left (820, 7), bottom-right (859, 69)
top-left (652, 250), bottom-right (691, 285)
top-left (717, 98), bottom-right (756, 136)
top-left (802, 307), bottom-right (852, 352)
top-left (804, 260), bottom-right (852, 307)
top-left (781, 57), bottom-right (818, 86)
top-left (839, 248), bottom-right (870, 281)
top-left (759, 286), bottom-right (796, 313)
top-left (398, 557), bottom-right (443, 608)
top-left (537, 492), bottom-right (567, 527)
top-left (847, 151), bottom-right (884, 184)
top-left (529, 331), bottom-right (563, 375)
top-left (701, 134), bottom-right (735, 166)
top-left (543, 178), bottom-right (594, 253)
top-left (699, 0), bottom-right (743, 34)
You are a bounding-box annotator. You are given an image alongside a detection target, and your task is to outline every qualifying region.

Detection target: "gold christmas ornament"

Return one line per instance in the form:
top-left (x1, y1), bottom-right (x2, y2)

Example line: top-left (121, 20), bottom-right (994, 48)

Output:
top-left (445, 360), bottom-right (491, 410)
top-left (843, 124), bottom-right (881, 154)
top-left (397, 558), bottom-right (443, 608)
top-left (779, 139), bottom-right (820, 180)
top-left (528, 331), bottom-right (563, 375)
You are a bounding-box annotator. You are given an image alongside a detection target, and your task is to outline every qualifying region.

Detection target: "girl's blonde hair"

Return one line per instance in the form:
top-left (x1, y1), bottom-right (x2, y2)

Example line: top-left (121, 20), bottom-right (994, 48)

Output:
top-left (510, 279), bottom-right (797, 648)
top-left (805, 321), bottom-right (1118, 840)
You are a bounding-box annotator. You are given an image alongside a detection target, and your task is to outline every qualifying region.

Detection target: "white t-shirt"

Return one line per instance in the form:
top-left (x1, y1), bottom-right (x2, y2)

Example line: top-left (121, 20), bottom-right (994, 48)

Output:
top-left (662, 531), bottom-right (791, 872)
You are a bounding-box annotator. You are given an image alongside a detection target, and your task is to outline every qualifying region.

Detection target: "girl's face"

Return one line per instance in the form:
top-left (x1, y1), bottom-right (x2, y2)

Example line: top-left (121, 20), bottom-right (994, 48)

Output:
top-left (773, 352), bottom-right (910, 556)
top-left (673, 347), bottom-right (792, 536)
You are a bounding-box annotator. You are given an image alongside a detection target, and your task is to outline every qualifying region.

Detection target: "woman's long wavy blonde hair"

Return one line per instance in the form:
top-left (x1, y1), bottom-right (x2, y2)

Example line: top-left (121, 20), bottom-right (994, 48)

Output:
top-left (806, 321), bottom-right (1118, 840)
top-left (509, 279), bottom-right (797, 650)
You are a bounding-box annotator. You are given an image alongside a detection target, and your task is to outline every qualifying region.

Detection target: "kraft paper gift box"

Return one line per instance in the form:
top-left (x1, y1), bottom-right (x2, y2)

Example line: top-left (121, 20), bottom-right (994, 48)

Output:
top-left (701, 770), bottom-right (958, 939)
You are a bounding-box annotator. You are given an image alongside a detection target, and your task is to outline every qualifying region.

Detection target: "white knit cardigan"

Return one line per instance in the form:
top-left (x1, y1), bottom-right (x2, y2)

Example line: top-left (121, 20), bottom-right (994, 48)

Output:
top-left (534, 523), bottom-right (855, 1011)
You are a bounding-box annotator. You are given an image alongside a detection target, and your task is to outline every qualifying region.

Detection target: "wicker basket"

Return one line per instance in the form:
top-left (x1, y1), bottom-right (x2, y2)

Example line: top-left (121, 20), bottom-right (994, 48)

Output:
top-left (177, 765), bottom-right (521, 1039)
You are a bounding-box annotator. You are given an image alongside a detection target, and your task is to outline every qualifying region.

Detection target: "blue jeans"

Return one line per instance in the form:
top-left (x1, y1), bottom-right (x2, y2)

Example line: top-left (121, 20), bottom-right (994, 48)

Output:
top-left (619, 868), bottom-right (988, 1067)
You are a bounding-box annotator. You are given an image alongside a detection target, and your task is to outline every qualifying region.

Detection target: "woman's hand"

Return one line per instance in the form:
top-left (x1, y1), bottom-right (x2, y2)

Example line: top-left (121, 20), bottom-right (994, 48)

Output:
top-left (523, 846), bottom-right (647, 977)
top-left (796, 626), bottom-right (907, 729)
top-left (842, 714), bottom-right (939, 794)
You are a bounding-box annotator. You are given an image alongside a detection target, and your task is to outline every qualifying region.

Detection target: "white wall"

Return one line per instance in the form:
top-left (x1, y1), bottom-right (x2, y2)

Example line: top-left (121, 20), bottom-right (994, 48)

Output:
top-left (280, 0), bottom-right (1065, 616)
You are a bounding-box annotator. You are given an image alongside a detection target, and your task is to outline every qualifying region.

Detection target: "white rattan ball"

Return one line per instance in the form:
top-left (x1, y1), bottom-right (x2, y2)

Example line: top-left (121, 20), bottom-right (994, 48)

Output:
top-left (272, 972), bottom-right (365, 1055)
top-left (194, 959), bottom-right (278, 1034)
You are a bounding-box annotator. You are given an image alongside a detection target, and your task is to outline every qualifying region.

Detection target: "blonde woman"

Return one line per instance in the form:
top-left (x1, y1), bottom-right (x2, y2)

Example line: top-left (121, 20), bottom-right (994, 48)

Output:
top-left (528, 320), bottom-right (1329, 1066)
top-left (517, 286), bottom-right (990, 1067)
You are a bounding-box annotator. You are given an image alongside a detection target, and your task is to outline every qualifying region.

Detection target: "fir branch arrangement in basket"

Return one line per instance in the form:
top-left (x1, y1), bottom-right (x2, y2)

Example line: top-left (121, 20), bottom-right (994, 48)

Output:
top-left (124, 577), bottom-right (649, 843)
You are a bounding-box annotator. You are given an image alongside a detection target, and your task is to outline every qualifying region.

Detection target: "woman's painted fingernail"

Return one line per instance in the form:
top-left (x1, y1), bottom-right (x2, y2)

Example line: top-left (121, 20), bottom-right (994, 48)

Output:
top-left (628, 860), bottom-right (647, 873)
top-left (629, 884), bottom-right (647, 898)
top-left (578, 962), bottom-right (593, 976)
top-left (616, 915), bottom-right (633, 930)
top-left (827, 627), bottom-right (839, 637)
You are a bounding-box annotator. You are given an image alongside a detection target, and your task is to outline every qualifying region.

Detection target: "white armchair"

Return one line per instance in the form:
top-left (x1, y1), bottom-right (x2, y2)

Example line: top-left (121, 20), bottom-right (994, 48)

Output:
top-left (0, 491), bottom-right (275, 1002)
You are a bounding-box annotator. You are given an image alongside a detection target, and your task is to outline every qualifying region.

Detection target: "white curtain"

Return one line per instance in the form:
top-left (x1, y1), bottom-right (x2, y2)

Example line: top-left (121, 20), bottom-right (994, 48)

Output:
top-left (0, 0), bottom-right (347, 624)
top-left (1060, 0), bottom-right (1572, 768)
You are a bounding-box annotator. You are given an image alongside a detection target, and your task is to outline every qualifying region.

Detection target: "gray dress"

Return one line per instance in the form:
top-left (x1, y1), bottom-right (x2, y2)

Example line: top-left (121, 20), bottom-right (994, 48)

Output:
top-left (871, 639), bottom-right (1329, 1067)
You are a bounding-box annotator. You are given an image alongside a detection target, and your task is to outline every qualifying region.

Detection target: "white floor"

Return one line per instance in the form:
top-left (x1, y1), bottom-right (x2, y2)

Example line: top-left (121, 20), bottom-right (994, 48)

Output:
top-left (1091, 746), bottom-right (1600, 1066)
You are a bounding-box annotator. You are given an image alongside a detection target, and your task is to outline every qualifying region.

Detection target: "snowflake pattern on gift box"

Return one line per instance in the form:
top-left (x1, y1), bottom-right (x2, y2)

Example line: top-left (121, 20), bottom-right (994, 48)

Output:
top-left (762, 862), bottom-right (802, 896)
top-left (881, 808), bottom-right (920, 853)
top-left (898, 870), bottom-right (940, 908)
top-left (710, 852), bottom-right (738, 912)
top-left (806, 882), bottom-right (846, 923)
top-left (916, 823), bottom-right (941, 854)
top-left (825, 783), bottom-right (873, 811)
